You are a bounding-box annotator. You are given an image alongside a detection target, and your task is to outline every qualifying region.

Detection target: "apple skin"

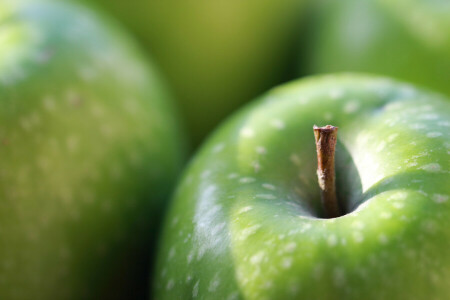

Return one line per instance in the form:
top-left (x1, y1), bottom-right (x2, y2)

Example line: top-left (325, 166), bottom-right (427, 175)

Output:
top-left (303, 0), bottom-right (450, 97)
top-left (0, 1), bottom-right (185, 299)
top-left (82, 0), bottom-right (305, 145)
top-left (154, 74), bottom-right (450, 300)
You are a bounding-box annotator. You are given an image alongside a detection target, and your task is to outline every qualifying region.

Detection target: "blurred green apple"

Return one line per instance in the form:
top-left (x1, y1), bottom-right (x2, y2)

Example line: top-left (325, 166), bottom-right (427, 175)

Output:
top-left (304, 0), bottom-right (450, 96)
top-left (0, 0), bottom-right (185, 299)
top-left (154, 74), bottom-right (450, 299)
top-left (83, 0), bottom-right (305, 145)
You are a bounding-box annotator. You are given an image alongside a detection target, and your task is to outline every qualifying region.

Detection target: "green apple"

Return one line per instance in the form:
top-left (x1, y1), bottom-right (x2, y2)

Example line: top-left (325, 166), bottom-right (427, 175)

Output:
top-left (154, 74), bottom-right (450, 299)
top-left (303, 0), bottom-right (450, 96)
top-left (0, 0), bottom-right (185, 299)
top-left (82, 0), bottom-right (305, 145)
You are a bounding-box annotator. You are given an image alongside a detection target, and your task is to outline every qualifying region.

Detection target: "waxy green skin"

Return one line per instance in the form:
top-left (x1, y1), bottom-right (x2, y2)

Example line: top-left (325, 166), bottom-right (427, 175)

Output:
top-left (155, 74), bottom-right (450, 299)
top-left (0, 1), bottom-right (185, 299)
top-left (305, 0), bottom-right (450, 96)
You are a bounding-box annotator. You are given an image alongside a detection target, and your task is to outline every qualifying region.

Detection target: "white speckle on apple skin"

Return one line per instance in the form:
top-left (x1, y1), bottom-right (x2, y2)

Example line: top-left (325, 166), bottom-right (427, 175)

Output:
top-left (380, 212), bottom-right (392, 219)
top-left (298, 97), bottom-right (309, 105)
top-left (270, 119), bottom-right (285, 130)
top-left (238, 225), bottom-right (262, 241)
top-left (352, 221), bottom-right (365, 230)
top-left (300, 223), bottom-right (312, 232)
top-left (255, 146), bottom-right (267, 155)
top-left (252, 161), bottom-right (261, 173)
top-left (196, 245), bottom-right (207, 261)
top-left (410, 123), bottom-right (426, 130)
top-left (171, 216), bottom-right (179, 227)
top-left (255, 194), bottom-right (276, 200)
top-left (376, 141), bottom-right (386, 152)
top-left (281, 257), bottom-right (293, 269)
top-left (211, 222), bottom-right (226, 236)
top-left (208, 273), bottom-right (220, 292)
top-left (284, 242), bottom-right (297, 253)
top-left (407, 161), bottom-right (419, 167)
top-left (387, 133), bottom-right (399, 142)
top-left (418, 190), bottom-right (428, 197)
top-left (241, 127), bottom-right (255, 138)
top-left (239, 177), bottom-right (256, 184)
top-left (427, 132), bottom-right (443, 138)
top-left (396, 192), bottom-right (408, 200)
top-left (228, 173), bottom-right (239, 179)
top-left (186, 275), bottom-right (193, 283)
top-left (212, 143), bottom-right (225, 153)
top-left (420, 163), bottom-right (441, 172)
top-left (187, 250), bottom-right (194, 264)
top-left (226, 291), bottom-right (240, 300)
top-left (419, 114), bottom-right (439, 120)
top-left (393, 202), bottom-right (405, 209)
top-left (379, 234), bottom-right (389, 244)
top-left (398, 84), bottom-right (416, 96)
top-left (168, 247), bottom-right (176, 260)
top-left (201, 170), bottom-right (212, 179)
top-left (329, 88), bottom-right (344, 99)
top-left (166, 279), bottom-right (175, 291)
top-left (344, 100), bottom-right (360, 113)
top-left (250, 251), bottom-right (266, 265)
top-left (327, 234), bottom-right (338, 247)
top-left (432, 194), bottom-right (449, 204)
top-left (192, 280), bottom-right (200, 298)
top-left (237, 206), bottom-right (253, 215)
top-left (160, 267), bottom-right (167, 278)
top-left (353, 232), bottom-right (364, 243)
top-left (262, 183), bottom-right (276, 191)
top-left (263, 280), bottom-right (273, 290)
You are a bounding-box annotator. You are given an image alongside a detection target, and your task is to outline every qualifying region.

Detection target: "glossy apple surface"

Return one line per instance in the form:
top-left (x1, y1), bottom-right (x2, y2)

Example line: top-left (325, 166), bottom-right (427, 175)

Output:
top-left (304, 0), bottom-right (450, 96)
top-left (154, 74), bottom-right (450, 300)
top-left (83, 0), bottom-right (305, 145)
top-left (0, 1), bottom-right (185, 299)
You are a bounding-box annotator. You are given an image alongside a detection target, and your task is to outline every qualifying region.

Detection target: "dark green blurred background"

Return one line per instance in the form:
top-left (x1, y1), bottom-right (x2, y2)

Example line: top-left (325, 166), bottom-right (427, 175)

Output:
top-left (82, 0), bottom-right (450, 147)
top-left (81, 0), bottom-right (307, 146)
top-left (303, 0), bottom-right (450, 96)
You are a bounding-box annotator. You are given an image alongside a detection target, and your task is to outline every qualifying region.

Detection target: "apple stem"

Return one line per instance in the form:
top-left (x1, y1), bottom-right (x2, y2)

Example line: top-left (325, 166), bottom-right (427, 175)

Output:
top-left (313, 125), bottom-right (341, 218)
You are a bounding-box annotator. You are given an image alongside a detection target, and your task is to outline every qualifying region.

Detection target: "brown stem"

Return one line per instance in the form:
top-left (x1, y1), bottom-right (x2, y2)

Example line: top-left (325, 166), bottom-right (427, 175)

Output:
top-left (313, 125), bottom-right (341, 218)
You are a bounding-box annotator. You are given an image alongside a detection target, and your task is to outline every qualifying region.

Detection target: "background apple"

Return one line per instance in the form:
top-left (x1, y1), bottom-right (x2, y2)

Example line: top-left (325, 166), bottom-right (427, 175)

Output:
top-left (154, 74), bottom-right (450, 299)
top-left (0, 1), bottom-right (185, 299)
top-left (302, 0), bottom-right (450, 96)
top-left (81, 0), bottom-right (306, 145)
